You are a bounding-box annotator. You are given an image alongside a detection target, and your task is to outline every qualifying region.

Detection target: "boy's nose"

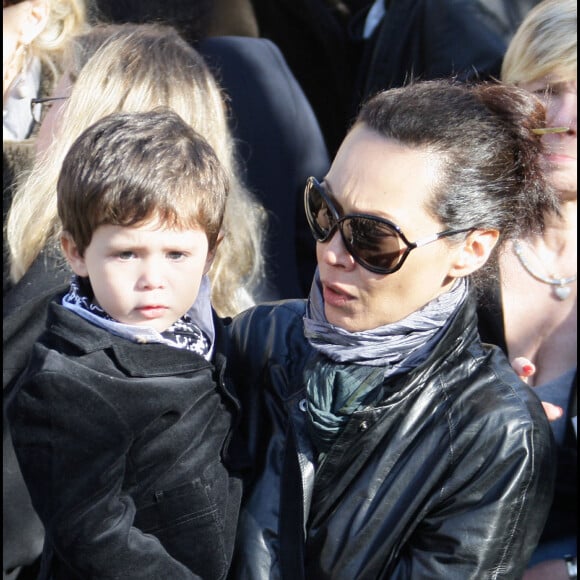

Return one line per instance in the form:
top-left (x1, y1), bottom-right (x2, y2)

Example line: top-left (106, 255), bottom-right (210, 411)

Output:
top-left (137, 264), bottom-right (166, 289)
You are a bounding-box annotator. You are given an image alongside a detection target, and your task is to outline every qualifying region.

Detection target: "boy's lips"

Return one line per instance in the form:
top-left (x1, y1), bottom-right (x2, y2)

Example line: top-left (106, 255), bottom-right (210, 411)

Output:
top-left (137, 305), bottom-right (168, 318)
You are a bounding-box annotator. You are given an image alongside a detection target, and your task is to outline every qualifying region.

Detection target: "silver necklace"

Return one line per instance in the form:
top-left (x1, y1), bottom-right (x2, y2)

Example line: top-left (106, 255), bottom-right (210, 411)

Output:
top-left (513, 240), bottom-right (577, 301)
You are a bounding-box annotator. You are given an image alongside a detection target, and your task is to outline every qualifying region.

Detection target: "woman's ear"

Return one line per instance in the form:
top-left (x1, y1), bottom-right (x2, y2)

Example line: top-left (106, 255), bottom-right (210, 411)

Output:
top-left (448, 229), bottom-right (500, 277)
top-left (60, 231), bottom-right (88, 277)
top-left (19, 0), bottom-right (50, 46)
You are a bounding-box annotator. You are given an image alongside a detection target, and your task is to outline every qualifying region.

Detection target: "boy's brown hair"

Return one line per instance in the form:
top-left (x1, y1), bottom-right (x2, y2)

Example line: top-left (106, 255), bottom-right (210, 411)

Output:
top-left (57, 107), bottom-right (229, 256)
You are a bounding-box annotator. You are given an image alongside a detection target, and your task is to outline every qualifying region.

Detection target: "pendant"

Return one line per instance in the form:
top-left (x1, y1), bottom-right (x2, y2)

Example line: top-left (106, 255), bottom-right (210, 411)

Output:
top-left (554, 285), bottom-right (571, 300)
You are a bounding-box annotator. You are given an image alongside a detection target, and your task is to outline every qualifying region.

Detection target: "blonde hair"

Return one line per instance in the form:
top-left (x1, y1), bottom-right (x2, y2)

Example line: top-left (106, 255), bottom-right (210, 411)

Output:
top-left (501, 0), bottom-right (577, 85)
top-left (30, 0), bottom-right (89, 76)
top-left (6, 23), bottom-right (266, 317)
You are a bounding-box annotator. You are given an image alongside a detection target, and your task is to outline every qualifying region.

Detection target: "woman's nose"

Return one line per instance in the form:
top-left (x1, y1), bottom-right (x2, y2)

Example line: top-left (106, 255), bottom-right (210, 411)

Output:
top-left (319, 227), bottom-right (356, 270)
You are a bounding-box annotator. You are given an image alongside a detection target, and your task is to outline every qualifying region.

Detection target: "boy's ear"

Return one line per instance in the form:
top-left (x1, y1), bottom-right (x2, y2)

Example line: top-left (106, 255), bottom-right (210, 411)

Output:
top-left (60, 231), bottom-right (88, 277)
top-left (447, 229), bottom-right (500, 278)
top-left (203, 231), bottom-right (224, 275)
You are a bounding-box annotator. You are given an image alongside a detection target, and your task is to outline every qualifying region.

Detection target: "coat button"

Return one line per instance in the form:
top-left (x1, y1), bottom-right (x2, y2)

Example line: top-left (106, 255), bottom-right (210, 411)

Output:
top-left (359, 420), bottom-right (368, 431)
top-left (299, 398), bottom-right (308, 412)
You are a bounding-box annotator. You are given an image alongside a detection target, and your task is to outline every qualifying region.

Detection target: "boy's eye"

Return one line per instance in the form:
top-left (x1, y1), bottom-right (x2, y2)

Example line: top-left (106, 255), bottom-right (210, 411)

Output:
top-left (167, 251), bottom-right (186, 261)
top-left (117, 251), bottom-right (135, 261)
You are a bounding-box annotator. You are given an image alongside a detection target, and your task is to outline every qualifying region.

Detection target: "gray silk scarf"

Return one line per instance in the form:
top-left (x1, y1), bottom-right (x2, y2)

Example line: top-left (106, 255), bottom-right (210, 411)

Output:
top-left (303, 269), bottom-right (468, 454)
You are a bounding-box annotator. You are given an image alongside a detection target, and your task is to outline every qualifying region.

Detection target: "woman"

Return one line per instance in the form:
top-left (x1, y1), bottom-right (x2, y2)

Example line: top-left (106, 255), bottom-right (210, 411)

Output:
top-left (476, 0), bottom-right (577, 577)
top-left (226, 79), bottom-right (558, 578)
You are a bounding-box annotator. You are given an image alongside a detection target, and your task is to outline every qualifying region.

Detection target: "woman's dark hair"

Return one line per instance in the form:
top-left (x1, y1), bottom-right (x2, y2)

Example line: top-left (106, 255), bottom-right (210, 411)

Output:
top-left (357, 78), bottom-right (560, 283)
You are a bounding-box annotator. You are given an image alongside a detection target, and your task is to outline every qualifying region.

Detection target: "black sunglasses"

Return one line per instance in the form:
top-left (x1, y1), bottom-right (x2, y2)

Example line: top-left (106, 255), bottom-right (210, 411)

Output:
top-left (304, 176), bottom-right (473, 275)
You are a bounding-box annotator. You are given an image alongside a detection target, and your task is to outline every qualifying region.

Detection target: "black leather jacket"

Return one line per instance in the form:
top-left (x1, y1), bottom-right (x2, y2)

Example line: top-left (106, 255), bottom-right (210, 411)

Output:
top-left (225, 295), bottom-right (556, 579)
top-left (7, 302), bottom-right (243, 580)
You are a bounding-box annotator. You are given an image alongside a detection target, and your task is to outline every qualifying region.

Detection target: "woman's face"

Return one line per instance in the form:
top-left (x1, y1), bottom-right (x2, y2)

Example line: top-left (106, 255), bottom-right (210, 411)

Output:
top-left (3, 1), bottom-right (29, 95)
top-left (3, 0), bottom-right (49, 96)
top-left (316, 124), bottom-right (463, 332)
top-left (521, 75), bottom-right (577, 200)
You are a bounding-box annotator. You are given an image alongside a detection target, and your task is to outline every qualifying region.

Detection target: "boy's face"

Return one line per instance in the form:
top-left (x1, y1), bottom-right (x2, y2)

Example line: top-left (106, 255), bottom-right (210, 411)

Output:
top-left (62, 218), bottom-right (212, 333)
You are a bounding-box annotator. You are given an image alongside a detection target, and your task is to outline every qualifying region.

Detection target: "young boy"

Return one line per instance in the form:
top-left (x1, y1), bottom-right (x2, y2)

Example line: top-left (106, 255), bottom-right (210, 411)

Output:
top-left (7, 109), bottom-right (242, 579)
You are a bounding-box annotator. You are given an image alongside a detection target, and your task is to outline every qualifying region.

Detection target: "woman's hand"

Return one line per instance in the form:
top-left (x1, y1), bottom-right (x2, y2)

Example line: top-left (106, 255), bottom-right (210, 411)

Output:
top-left (511, 357), bottom-right (563, 421)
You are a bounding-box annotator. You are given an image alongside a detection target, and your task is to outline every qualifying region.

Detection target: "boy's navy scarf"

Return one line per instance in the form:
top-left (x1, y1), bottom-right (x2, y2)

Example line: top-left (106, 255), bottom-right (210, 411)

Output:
top-left (62, 275), bottom-right (212, 360)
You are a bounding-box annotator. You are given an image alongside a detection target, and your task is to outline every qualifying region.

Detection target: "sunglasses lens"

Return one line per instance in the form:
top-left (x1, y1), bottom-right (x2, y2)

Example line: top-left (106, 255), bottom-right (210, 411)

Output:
top-left (305, 178), bottom-right (405, 273)
top-left (305, 179), bottom-right (335, 241)
top-left (342, 217), bottom-right (404, 272)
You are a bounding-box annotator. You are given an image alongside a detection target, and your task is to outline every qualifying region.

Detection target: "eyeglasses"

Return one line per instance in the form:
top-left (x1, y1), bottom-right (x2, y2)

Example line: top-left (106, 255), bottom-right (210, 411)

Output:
top-left (30, 97), bottom-right (69, 124)
top-left (304, 176), bottom-right (473, 275)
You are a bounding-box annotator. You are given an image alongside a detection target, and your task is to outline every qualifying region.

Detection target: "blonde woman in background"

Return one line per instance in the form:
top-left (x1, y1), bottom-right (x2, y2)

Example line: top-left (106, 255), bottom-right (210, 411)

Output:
top-left (476, 1), bottom-right (576, 578)
top-left (5, 22), bottom-right (266, 318)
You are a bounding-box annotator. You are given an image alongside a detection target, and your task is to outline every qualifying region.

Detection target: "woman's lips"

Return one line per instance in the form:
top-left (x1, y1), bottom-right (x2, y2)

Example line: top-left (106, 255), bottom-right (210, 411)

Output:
top-left (322, 284), bottom-right (353, 308)
top-left (545, 152), bottom-right (576, 163)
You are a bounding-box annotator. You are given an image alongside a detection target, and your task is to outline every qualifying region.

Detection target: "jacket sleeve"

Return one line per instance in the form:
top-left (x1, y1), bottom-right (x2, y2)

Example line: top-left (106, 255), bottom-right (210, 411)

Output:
top-left (8, 369), bottom-right (201, 579)
top-left (387, 377), bottom-right (556, 579)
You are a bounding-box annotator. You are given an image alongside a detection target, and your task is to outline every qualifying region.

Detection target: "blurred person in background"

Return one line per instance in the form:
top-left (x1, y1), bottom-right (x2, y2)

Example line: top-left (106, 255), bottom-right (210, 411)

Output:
top-left (477, 1), bottom-right (577, 578)
top-left (3, 0), bottom-right (88, 295)
top-left (348, 0), bottom-right (542, 118)
top-left (3, 5), bottom-right (88, 578)
top-left (92, 0), bottom-right (332, 300)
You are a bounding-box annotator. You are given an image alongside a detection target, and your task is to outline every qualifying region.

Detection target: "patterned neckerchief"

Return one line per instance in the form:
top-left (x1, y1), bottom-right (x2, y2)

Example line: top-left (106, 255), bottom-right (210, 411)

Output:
top-left (62, 276), bottom-right (210, 358)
